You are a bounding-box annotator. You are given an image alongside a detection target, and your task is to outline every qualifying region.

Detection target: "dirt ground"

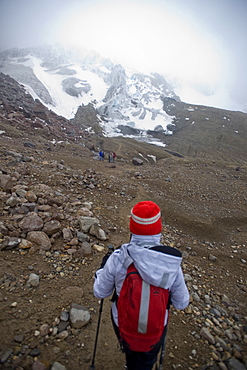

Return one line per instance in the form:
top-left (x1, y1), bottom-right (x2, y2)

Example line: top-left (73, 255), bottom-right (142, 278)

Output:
top-left (0, 137), bottom-right (247, 370)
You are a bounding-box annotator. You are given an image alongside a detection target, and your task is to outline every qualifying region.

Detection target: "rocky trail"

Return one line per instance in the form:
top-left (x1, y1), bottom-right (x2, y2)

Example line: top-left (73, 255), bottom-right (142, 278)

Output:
top-left (0, 130), bottom-right (246, 370)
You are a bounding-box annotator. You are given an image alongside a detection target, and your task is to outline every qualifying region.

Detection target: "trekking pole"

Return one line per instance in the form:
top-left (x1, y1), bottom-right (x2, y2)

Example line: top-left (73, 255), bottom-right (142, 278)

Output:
top-left (155, 325), bottom-right (168, 370)
top-left (89, 245), bottom-right (114, 369)
top-left (89, 298), bottom-right (104, 369)
top-left (156, 295), bottom-right (171, 370)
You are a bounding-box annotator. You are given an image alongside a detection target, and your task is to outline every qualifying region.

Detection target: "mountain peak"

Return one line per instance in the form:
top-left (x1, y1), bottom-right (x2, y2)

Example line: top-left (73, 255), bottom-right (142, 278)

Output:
top-left (0, 45), bottom-right (178, 145)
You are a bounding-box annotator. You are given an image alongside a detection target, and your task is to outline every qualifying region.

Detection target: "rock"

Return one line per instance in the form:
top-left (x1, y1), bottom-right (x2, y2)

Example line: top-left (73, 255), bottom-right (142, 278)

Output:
top-left (27, 273), bottom-right (40, 287)
top-left (209, 307), bottom-right (221, 318)
top-left (0, 236), bottom-right (21, 250)
top-left (184, 274), bottom-right (193, 281)
top-left (92, 244), bottom-right (105, 252)
top-left (19, 212), bottom-right (44, 232)
top-left (60, 310), bottom-right (69, 322)
top-left (200, 327), bottom-right (215, 344)
top-left (38, 205), bottom-right (52, 212)
top-left (76, 207), bottom-right (94, 217)
top-left (56, 330), bottom-right (69, 340)
top-left (77, 231), bottom-right (90, 242)
top-left (67, 238), bottom-right (78, 246)
top-left (57, 321), bottom-right (69, 333)
top-left (6, 195), bottom-right (20, 207)
top-left (89, 223), bottom-right (107, 240)
top-left (14, 185), bottom-right (28, 197)
top-left (51, 362), bottom-right (67, 370)
top-left (209, 254), bottom-right (217, 261)
top-left (32, 361), bottom-right (47, 370)
top-left (78, 216), bottom-right (99, 233)
top-left (45, 196), bottom-right (63, 207)
top-left (25, 190), bottom-right (37, 202)
top-left (0, 222), bottom-right (8, 235)
top-left (19, 239), bottom-right (33, 249)
top-left (62, 228), bottom-right (73, 241)
top-left (72, 246), bottom-right (91, 258)
top-left (0, 174), bottom-right (17, 191)
top-left (226, 357), bottom-right (246, 370)
top-left (30, 348), bottom-right (41, 356)
top-left (191, 292), bottom-right (200, 302)
top-left (20, 202), bottom-right (37, 212)
top-left (69, 303), bottom-right (90, 328)
top-left (204, 294), bottom-right (211, 304)
top-left (14, 334), bottom-right (24, 343)
top-left (66, 248), bottom-right (76, 255)
top-left (215, 336), bottom-right (228, 350)
top-left (83, 202), bottom-right (92, 210)
top-left (0, 348), bottom-right (13, 363)
top-left (132, 157), bottom-right (143, 165)
top-left (27, 231), bottom-right (51, 250)
top-left (80, 242), bottom-right (93, 256)
top-left (42, 220), bottom-right (61, 236)
top-left (218, 362), bottom-right (228, 370)
top-left (222, 294), bottom-right (231, 306)
top-left (39, 323), bottom-right (50, 336)
top-left (24, 142), bottom-right (36, 148)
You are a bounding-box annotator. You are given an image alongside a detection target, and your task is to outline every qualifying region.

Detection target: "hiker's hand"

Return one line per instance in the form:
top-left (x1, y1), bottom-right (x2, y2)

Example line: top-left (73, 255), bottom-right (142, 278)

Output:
top-left (100, 252), bottom-right (111, 269)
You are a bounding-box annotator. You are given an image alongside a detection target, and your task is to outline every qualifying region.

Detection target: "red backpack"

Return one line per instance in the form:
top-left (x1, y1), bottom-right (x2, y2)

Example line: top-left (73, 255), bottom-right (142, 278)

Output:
top-left (117, 263), bottom-right (170, 352)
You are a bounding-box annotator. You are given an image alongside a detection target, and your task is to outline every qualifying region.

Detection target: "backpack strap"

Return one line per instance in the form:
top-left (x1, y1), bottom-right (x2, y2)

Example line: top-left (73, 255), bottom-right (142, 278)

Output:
top-left (150, 245), bottom-right (182, 257)
top-left (123, 247), bottom-right (134, 269)
top-left (111, 247), bottom-right (133, 303)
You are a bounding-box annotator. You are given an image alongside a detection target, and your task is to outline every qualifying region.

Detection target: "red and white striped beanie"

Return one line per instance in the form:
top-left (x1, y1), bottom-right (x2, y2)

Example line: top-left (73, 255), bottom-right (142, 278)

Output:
top-left (129, 201), bottom-right (162, 235)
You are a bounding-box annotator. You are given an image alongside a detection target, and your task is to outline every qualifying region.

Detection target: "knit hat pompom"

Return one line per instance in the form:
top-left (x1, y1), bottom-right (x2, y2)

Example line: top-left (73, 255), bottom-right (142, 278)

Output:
top-left (129, 201), bottom-right (162, 235)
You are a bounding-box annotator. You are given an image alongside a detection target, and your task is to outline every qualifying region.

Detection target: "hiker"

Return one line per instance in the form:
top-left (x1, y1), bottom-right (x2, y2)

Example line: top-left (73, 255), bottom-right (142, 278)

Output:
top-left (93, 201), bottom-right (190, 370)
top-left (108, 152), bottom-right (113, 163)
top-left (99, 150), bottom-right (104, 161)
top-left (112, 151), bottom-right (116, 162)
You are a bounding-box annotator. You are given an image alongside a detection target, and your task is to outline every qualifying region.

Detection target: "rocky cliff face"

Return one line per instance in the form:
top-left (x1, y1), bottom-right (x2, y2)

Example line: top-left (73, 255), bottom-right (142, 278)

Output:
top-left (71, 103), bottom-right (102, 134)
top-left (0, 73), bottom-right (85, 140)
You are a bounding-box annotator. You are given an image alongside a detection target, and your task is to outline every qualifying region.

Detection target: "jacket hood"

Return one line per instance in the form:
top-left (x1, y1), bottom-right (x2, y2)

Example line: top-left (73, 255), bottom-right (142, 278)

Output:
top-left (119, 234), bottom-right (182, 289)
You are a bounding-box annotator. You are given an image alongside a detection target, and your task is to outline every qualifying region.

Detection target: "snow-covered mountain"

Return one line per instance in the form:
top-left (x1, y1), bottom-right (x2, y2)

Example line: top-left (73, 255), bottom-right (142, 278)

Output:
top-left (0, 45), bottom-right (180, 145)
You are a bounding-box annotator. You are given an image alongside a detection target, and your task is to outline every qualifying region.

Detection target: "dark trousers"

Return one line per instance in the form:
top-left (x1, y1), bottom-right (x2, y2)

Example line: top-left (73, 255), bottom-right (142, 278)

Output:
top-left (111, 311), bottom-right (167, 370)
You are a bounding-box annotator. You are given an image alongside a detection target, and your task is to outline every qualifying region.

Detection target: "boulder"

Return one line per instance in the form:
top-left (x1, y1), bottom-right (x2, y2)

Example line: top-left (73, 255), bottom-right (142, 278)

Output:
top-left (69, 303), bottom-right (90, 328)
top-left (89, 223), bottom-right (107, 240)
top-left (27, 231), bottom-right (51, 250)
top-left (0, 174), bottom-right (17, 192)
top-left (42, 220), bottom-right (61, 236)
top-left (132, 157), bottom-right (143, 166)
top-left (19, 212), bottom-right (44, 232)
top-left (78, 216), bottom-right (99, 233)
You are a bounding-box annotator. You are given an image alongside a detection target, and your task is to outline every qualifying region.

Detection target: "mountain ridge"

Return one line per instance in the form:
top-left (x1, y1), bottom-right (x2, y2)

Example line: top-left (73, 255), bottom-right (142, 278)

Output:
top-left (0, 67), bottom-right (247, 167)
top-left (0, 44), bottom-right (179, 145)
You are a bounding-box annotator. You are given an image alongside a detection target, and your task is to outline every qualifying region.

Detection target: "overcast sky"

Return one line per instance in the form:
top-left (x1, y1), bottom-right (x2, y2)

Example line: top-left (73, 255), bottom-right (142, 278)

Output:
top-left (0, 0), bottom-right (246, 113)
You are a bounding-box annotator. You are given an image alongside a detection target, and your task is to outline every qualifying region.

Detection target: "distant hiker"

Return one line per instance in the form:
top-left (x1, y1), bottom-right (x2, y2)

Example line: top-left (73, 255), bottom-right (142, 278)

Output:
top-left (94, 201), bottom-right (190, 370)
top-left (99, 150), bottom-right (104, 161)
top-left (113, 151), bottom-right (116, 162)
top-left (108, 152), bottom-right (113, 163)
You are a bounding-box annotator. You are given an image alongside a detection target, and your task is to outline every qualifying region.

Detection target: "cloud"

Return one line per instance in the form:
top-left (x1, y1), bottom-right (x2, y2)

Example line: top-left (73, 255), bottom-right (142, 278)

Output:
top-left (0, 0), bottom-right (246, 113)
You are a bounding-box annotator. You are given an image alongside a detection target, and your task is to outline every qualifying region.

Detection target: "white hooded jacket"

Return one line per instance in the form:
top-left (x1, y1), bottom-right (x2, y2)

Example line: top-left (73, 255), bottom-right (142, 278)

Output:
top-left (94, 234), bottom-right (190, 326)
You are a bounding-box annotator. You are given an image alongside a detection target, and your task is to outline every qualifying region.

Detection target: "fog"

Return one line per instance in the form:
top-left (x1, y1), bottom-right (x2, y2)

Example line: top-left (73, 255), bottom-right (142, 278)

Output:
top-left (0, 0), bottom-right (246, 113)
